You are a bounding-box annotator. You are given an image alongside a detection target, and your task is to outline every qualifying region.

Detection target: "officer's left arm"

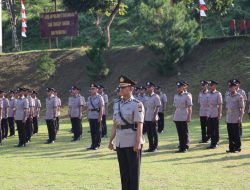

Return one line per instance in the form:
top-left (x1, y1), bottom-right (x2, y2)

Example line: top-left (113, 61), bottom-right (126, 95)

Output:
top-left (218, 93), bottom-right (223, 119)
top-left (98, 97), bottom-right (104, 122)
top-left (239, 96), bottom-right (245, 123)
top-left (133, 102), bottom-right (144, 152)
top-left (186, 94), bottom-right (193, 122)
top-left (53, 99), bottom-right (59, 118)
top-left (153, 96), bottom-right (161, 122)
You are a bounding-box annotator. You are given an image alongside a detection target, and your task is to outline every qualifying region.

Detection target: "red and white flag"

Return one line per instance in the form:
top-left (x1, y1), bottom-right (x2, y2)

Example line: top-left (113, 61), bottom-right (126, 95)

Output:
top-left (199, 0), bottom-right (207, 17)
top-left (21, 0), bottom-right (27, 37)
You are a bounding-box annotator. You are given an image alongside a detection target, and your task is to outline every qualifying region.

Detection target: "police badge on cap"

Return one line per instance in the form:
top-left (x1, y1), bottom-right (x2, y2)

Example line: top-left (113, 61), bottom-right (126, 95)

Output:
top-left (118, 75), bottom-right (136, 88)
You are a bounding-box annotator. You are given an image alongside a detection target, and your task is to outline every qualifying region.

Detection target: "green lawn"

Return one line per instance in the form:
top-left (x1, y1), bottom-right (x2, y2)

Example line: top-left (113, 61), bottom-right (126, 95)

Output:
top-left (1, 117), bottom-right (250, 190)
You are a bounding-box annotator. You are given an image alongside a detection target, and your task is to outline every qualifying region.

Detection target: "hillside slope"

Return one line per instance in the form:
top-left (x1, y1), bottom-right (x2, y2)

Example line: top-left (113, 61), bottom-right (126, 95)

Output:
top-left (0, 38), bottom-right (250, 116)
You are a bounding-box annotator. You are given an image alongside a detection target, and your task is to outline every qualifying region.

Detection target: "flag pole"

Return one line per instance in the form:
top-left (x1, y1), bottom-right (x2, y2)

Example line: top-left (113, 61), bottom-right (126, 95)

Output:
top-left (0, 0), bottom-right (2, 53)
top-left (200, 15), bottom-right (203, 37)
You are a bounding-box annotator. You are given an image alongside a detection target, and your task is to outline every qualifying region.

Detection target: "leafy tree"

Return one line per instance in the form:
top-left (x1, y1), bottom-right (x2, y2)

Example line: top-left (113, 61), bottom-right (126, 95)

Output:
top-left (136, 0), bottom-right (201, 76)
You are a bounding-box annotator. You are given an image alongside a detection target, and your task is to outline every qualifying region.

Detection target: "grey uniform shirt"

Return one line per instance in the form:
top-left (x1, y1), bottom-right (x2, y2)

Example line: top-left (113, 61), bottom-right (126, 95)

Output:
top-left (208, 91), bottom-right (223, 118)
top-left (87, 95), bottom-right (104, 119)
top-left (237, 89), bottom-right (247, 111)
top-left (173, 93), bottom-right (193, 121)
top-left (225, 93), bottom-right (244, 123)
top-left (0, 99), bottom-right (3, 119)
top-left (198, 90), bottom-right (209, 117)
top-left (8, 97), bottom-right (16, 118)
top-left (2, 98), bottom-right (10, 119)
top-left (144, 93), bottom-right (161, 121)
top-left (55, 97), bottom-right (61, 117)
top-left (15, 96), bottom-right (29, 120)
top-left (101, 93), bottom-right (109, 115)
top-left (159, 92), bottom-right (167, 113)
top-left (113, 96), bottom-right (145, 148)
top-left (34, 98), bottom-right (42, 117)
top-left (45, 95), bottom-right (58, 120)
top-left (136, 94), bottom-right (147, 106)
top-left (70, 95), bottom-right (84, 118)
top-left (28, 96), bottom-right (35, 117)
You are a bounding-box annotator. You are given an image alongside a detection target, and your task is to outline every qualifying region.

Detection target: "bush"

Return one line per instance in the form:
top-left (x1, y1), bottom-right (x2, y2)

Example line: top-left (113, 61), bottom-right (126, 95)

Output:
top-left (86, 35), bottom-right (110, 80)
top-left (136, 0), bottom-right (201, 76)
top-left (36, 52), bottom-right (56, 78)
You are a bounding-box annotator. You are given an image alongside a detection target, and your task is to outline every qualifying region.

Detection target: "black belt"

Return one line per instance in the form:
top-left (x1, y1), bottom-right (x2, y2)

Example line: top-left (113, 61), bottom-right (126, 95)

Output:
top-left (89, 109), bottom-right (100, 112)
top-left (117, 124), bottom-right (137, 131)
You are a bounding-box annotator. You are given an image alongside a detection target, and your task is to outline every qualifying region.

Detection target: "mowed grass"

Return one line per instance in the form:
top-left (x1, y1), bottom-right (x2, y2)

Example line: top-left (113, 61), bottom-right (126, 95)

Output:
top-left (0, 117), bottom-right (250, 190)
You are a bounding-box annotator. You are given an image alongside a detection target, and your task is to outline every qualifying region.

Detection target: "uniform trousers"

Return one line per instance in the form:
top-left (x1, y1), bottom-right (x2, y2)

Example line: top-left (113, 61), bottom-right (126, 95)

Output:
top-left (145, 121), bottom-right (158, 150)
top-left (16, 120), bottom-right (26, 145)
top-left (101, 115), bottom-right (107, 137)
top-left (116, 146), bottom-right (142, 190)
top-left (157, 112), bottom-right (165, 133)
top-left (26, 117), bottom-right (33, 141)
top-left (89, 119), bottom-right (101, 148)
top-left (71, 118), bottom-right (82, 139)
top-left (46, 119), bottom-right (56, 141)
top-left (8, 117), bottom-right (15, 136)
top-left (227, 123), bottom-right (241, 151)
top-left (200, 116), bottom-right (210, 141)
top-left (175, 121), bottom-right (189, 150)
top-left (33, 117), bottom-right (39, 134)
top-left (1, 118), bottom-right (8, 138)
top-left (207, 117), bottom-right (219, 146)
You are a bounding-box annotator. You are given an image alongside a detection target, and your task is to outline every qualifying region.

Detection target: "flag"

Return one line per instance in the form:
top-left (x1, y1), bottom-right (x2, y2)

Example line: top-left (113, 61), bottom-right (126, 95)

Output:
top-left (21, 0), bottom-right (27, 37)
top-left (199, 0), bottom-right (207, 17)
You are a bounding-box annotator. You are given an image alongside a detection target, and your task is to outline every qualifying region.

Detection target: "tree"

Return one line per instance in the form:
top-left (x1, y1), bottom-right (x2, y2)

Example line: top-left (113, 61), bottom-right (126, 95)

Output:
top-left (63, 0), bottom-right (128, 48)
top-left (136, 0), bottom-right (201, 76)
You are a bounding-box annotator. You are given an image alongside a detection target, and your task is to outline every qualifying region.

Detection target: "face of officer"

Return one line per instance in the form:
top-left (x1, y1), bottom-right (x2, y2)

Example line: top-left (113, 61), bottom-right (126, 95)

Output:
top-left (98, 88), bottom-right (104, 94)
top-left (229, 85), bottom-right (237, 94)
top-left (31, 93), bottom-right (36, 98)
top-left (47, 91), bottom-right (53, 97)
top-left (0, 93), bottom-right (4, 98)
top-left (201, 84), bottom-right (208, 91)
top-left (90, 87), bottom-right (98, 96)
top-left (210, 84), bottom-right (217, 91)
top-left (146, 86), bottom-right (154, 94)
top-left (139, 89), bottom-right (145, 96)
top-left (177, 86), bottom-right (184, 94)
top-left (120, 86), bottom-right (133, 98)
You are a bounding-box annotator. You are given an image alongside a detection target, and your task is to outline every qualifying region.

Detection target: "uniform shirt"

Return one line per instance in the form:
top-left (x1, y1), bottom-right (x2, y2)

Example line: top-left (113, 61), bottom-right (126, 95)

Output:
top-left (101, 93), bottom-right (109, 115)
top-left (198, 90), bottom-right (209, 117)
top-left (15, 96), bottom-right (29, 121)
top-left (87, 95), bottom-right (104, 119)
top-left (55, 96), bottom-right (61, 117)
top-left (0, 99), bottom-right (3, 119)
top-left (248, 91), bottom-right (250, 113)
top-left (27, 96), bottom-right (35, 116)
top-left (70, 95), bottom-right (84, 118)
top-left (237, 89), bottom-right (247, 111)
top-left (8, 97), bottom-right (16, 118)
top-left (136, 94), bottom-right (147, 106)
top-left (225, 93), bottom-right (244, 123)
top-left (34, 98), bottom-right (42, 117)
top-left (173, 93), bottom-right (193, 121)
top-left (144, 93), bottom-right (161, 121)
top-left (113, 96), bottom-right (145, 148)
top-left (45, 95), bottom-right (58, 120)
top-left (2, 98), bottom-right (10, 119)
top-left (208, 90), bottom-right (223, 118)
top-left (158, 92), bottom-right (167, 113)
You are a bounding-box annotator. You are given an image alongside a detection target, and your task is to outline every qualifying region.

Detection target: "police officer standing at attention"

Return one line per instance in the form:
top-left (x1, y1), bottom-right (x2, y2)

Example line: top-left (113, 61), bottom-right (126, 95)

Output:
top-left (1, 91), bottom-right (9, 139)
top-left (108, 75), bottom-right (144, 190)
top-left (137, 86), bottom-right (147, 105)
top-left (69, 86), bottom-right (84, 141)
top-left (207, 80), bottom-right (222, 149)
top-left (198, 80), bottom-right (210, 143)
top-left (14, 88), bottom-right (29, 147)
top-left (144, 81), bottom-right (161, 152)
top-left (98, 85), bottom-right (109, 138)
top-left (155, 85), bottom-right (167, 133)
top-left (173, 81), bottom-right (193, 153)
top-left (45, 88), bottom-right (59, 144)
top-left (87, 84), bottom-right (104, 150)
top-left (8, 90), bottom-right (16, 137)
top-left (225, 80), bottom-right (244, 153)
top-left (32, 91), bottom-right (41, 135)
top-left (26, 89), bottom-right (35, 143)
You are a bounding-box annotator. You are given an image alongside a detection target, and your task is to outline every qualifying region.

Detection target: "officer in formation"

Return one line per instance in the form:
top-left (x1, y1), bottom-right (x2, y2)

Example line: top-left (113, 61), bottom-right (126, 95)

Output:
top-left (68, 86), bottom-right (85, 142)
top-left (8, 90), bottom-right (16, 137)
top-left (87, 84), bottom-right (104, 150)
top-left (32, 91), bottom-right (42, 134)
top-left (98, 85), bottom-right (109, 138)
top-left (25, 89), bottom-right (35, 143)
top-left (155, 85), bottom-right (167, 133)
top-left (144, 82), bottom-right (161, 152)
top-left (14, 88), bottom-right (29, 147)
top-left (54, 91), bottom-right (61, 133)
top-left (173, 81), bottom-right (193, 153)
top-left (198, 80), bottom-right (210, 143)
top-left (207, 80), bottom-right (223, 149)
top-left (45, 88), bottom-right (59, 144)
top-left (0, 90), bottom-right (9, 140)
top-left (109, 75), bottom-right (144, 190)
top-left (225, 79), bottom-right (244, 153)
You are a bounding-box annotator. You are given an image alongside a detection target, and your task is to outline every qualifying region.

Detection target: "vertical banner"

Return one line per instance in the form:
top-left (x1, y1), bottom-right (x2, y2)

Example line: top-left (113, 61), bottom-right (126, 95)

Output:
top-left (21, 0), bottom-right (27, 37)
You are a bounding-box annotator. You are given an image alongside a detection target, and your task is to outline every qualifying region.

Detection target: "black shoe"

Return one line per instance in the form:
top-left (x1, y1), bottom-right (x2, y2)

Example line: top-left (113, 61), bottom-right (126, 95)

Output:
top-left (175, 149), bottom-right (188, 153)
top-left (199, 140), bottom-right (208, 144)
top-left (226, 150), bottom-right (236, 153)
top-left (17, 143), bottom-right (26, 147)
top-left (8, 135), bottom-right (15, 137)
top-left (235, 148), bottom-right (241, 152)
top-left (93, 147), bottom-right (99, 150)
top-left (71, 137), bottom-right (80, 142)
top-left (144, 149), bottom-right (155, 153)
top-left (87, 146), bottom-right (94, 150)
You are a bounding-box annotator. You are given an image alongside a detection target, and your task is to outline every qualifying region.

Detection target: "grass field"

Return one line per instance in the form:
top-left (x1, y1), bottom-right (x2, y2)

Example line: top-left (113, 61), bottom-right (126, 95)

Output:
top-left (0, 117), bottom-right (250, 190)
